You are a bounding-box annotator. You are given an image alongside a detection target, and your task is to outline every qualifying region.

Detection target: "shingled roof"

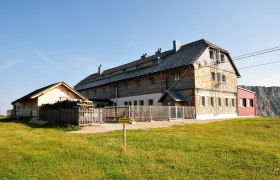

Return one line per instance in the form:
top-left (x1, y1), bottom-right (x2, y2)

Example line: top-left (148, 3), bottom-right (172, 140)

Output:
top-left (12, 82), bottom-right (87, 105)
top-left (75, 39), bottom-right (240, 90)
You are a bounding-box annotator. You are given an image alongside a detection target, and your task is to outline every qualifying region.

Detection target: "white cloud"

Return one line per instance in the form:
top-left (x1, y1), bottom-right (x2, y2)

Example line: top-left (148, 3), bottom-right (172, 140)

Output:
top-left (0, 60), bottom-right (21, 70)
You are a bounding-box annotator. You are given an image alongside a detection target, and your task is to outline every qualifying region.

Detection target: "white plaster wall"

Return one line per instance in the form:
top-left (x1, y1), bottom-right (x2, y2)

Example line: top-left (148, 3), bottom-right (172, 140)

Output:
top-left (38, 85), bottom-right (81, 106)
top-left (195, 47), bottom-right (236, 73)
top-left (196, 89), bottom-right (237, 98)
top-left (111, 93), bottom-right (163, 106)
top-left (196, 113), bottom-right (238, 120)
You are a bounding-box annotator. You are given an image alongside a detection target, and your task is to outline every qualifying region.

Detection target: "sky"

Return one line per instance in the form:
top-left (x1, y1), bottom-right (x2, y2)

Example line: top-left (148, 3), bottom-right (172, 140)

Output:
top-left (0, 0), bottom-right (280, 115)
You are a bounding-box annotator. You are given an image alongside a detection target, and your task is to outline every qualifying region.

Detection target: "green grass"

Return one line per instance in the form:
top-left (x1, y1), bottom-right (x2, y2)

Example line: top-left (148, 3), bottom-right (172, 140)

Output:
top-left (0, 116), bottom-right (279, 179)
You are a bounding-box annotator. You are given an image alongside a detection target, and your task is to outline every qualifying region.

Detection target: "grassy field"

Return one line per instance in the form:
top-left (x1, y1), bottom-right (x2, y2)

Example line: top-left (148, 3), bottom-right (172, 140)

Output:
top-left (0, 117), bottom-right (279, 179)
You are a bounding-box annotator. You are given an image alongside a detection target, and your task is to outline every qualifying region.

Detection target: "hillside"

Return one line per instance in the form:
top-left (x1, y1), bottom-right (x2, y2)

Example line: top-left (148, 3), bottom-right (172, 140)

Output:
top-left (0, 117), bottom-right (280, 179)
top-left (239, 86), bottom-right (280, 117)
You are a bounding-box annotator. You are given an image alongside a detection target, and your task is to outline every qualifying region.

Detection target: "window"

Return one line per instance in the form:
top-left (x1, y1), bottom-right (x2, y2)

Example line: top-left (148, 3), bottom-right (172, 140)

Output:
top-left (248, 99), bottom-right (254, 107)
top-left (149, 78), bottom-right (155, 85)
top-left (240, 98), bottom-right (246, 107)
top-left (124, 102), bottom-right (128, 106)
top-left (220, 54), bottom-right (225, 63)
top-left (211, 72), bottom-right (216, 80)
top-left (209, 97), bottom-right (214, 107)
top-left (124, 82), bottom-right (128, 90)
top-left (200, 96), bottom-right (206, 107)
top-left (225, 98), bottom-right (228, 107)
top-left (128, 101), bottom-right (132, 105)
top-left (232, 99), bottom-right (235, 107)
top-left (134, 100), bottom-right (137, 106)
top-left (139, 100), bottom-right (144, 106)
top-left (86, 91), bottom-right (89, 97)
top-left (217, 73), bottom-right (221, 83)
top-left (221, 74), bottom-right (226, 83)
top-left (209, 50), bottom-right (214, 59)
top-left (102, 88), bottom-right (105, 93)
top-left (173, 73), bottom-right (180, 82)
top-left (148, 99), bottom-right (153, 105)
top-left (218, 98), bottom-right (222, 107)
top-left (136, 80), bottom-right (141, 88)
top-left (94, 90), bottom-right (97, 95)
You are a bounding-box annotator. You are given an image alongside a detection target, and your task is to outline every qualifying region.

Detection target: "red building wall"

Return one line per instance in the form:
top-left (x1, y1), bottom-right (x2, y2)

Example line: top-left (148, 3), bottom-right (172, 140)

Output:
top-left (237, 87), bottom-right (257, 116)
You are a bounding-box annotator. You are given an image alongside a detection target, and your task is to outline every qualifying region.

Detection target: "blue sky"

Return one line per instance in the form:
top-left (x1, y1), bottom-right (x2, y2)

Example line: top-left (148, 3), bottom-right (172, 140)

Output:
top-left (1, 0), bottom-right (280, 115)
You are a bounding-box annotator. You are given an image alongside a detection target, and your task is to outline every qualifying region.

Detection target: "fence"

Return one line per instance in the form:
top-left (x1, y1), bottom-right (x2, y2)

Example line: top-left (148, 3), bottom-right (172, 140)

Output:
top-left (15, 110), bottom-right (38, 118)
top-left (39, 106), bottom-right (195, 125)
top-left (104, 106), bottom-right (195, 122)
top-left (39, 109), bottom-right (103, 125)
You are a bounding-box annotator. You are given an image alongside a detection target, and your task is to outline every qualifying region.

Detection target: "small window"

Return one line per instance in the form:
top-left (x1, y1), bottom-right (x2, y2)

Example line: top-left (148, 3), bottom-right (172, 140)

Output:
top-left (148, 99), bottom-right (153, 105)
top-left (248, 99), bottom-right (254, 107)
top-left (211, 72), bottom-right (216, 81)
top-left (102, 88), bottom-right (105, 93)
top-left (94, 90), bottom-right (97, 95)
top-left (124, 82), bottom-right (128, 90)
top-left (134, 100), bottom-right (137, 106)
top-left (232, 99), bottom-right (235, 107)
top-left (221, 74), bottom-right (226, 83)
top-left (240, 98), bottom-right (246, 107)
top-left (225, 98), bottom-right (228, 107)
top-left (217, 73), bottom-right (221, 83)
top-left (200, 96), bottom-right (206, 107)
top-left (149, 78), bottom-right (155, 85)
top-left (128, 101), bottom-right (132, 105)
top-left (139, 100), bottom-right (144, 106)
top-left (220, 54), bottom-right (225, 63)
top-left (124, 102), bottom-right (128, 106)
top-left (86, 91), bottom-right (89, 97)
top-left (209, 50), bottom-right (214, 59)
top-left (136, 80), bottom-right (141, 88)
top-left (173, 73), bottom-right (180, 82)
top-left (218, 98), bottom-right (222, 107)
top-left (209, 97), bottom-right (214, 107)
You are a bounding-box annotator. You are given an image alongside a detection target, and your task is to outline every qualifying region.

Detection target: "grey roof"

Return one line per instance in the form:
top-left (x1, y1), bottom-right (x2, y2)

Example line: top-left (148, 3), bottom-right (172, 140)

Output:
top-left (12, 82), bottom-right (59, 105)
top-left (75, 39), bottom-right (240, 90)
top-left (158, 90), bottom-right (186, 102)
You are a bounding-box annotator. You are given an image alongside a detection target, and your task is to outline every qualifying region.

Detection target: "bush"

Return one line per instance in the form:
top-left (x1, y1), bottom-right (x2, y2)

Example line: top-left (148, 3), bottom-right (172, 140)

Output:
top-left (40, 100), bottom-right (79, 110)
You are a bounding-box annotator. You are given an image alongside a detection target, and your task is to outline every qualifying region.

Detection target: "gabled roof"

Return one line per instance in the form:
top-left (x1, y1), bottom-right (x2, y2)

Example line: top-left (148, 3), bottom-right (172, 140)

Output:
top-left (238, 87), bottom-right (256, 94)
top-left (158, 90), bottom-right (186, 102)
top-left (75, 39), bottom-right (240, 90)
top-left (12, 82), bottom-right (87, 105)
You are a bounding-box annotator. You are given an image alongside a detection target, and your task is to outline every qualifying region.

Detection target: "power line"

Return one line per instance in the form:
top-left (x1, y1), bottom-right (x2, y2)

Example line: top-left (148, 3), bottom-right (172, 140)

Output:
top-left (233, 48), bottom-right (280, 61)
top-left (233, 45), bottom-right (280, 59)
top-left (238, 60), bottom-right (280, 70)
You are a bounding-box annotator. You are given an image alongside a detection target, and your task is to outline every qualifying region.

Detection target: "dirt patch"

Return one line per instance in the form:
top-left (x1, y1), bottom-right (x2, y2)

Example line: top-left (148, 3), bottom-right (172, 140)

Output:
top-left (71, 119), bottom-right (228, 134)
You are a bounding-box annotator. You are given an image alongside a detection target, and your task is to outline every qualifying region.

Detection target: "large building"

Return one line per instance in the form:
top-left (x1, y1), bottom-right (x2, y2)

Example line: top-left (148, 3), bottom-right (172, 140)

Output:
top-left (75, 39), bottom-right (241, 119)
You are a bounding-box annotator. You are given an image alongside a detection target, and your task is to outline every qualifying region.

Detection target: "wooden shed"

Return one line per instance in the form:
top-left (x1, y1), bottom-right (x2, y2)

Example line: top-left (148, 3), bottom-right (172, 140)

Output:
top-left (11, 82), bottom-right (87, 118)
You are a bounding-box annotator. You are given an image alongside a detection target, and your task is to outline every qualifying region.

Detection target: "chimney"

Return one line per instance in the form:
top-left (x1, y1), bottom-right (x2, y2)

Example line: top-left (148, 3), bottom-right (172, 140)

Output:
top-left (98, 64), bottom-right (104, 75)
top-left (155, 48), bottom-right (162, 55)
top-left (173, 40), bottom-right (181, 52)
top-left (141, 53), bottom-right (147, 59)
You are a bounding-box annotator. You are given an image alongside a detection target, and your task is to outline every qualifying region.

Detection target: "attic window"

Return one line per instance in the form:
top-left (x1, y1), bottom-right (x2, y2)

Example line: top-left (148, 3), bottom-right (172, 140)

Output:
top-left (124, 82), bottom-right (128, 90)
top-left (149, 78), bottom-right (155, 85)
top-left (136, 80), bottom-right (141, 88)
top-left (221, 54), bottom-right (225, 63)
top-left (209, 50), bottom-right (214, 59)
top-left (173, 73), bottom-right (180, 82)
